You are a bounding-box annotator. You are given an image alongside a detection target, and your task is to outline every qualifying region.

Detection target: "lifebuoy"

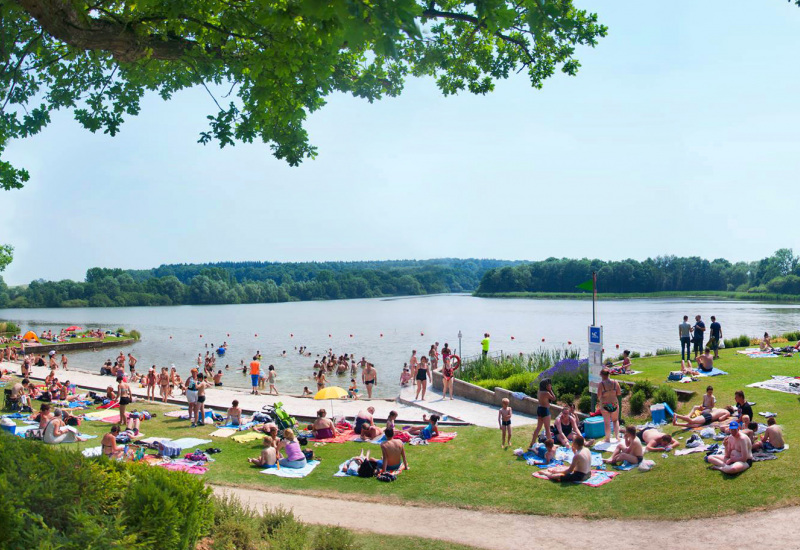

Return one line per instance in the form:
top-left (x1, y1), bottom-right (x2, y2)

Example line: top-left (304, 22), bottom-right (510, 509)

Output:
top-left (450, 354), bottom-right (462, 370)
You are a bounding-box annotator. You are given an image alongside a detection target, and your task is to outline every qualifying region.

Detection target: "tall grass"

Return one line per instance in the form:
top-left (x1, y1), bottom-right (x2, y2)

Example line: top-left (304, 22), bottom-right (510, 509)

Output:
top-left (0, 321), bottom-right (20, 334)
top-left (458, 347), bottom-right (582, 383)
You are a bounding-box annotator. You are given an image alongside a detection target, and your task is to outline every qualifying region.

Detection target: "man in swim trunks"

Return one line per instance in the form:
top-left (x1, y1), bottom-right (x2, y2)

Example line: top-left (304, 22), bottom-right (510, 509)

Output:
top-left (362, 363), bottom-right (377, 398)
top-left (707, 421), bottom-right (753, 474)
top-left (380, 428), bottom-right (409, 473)
top-left (249, 356), bottom-right (260, 395)
top-left (543, 435), bottom-right (591, 482)
top-left (117, 375), bottom-right (133, 427)
top-left (672, 408), bottom-right (731, 429)
top-left (605, 425), bottom-right (644, 465)
top-left (354, 407), bottom-right (375, 435)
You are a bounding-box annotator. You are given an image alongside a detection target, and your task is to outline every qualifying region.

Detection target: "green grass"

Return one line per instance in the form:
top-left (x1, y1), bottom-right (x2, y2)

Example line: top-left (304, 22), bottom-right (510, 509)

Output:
top-left (473, 290), bottom-right (800, 303)
top-left (353, 533), bottom-right (479, 550)
top-left (8, 349), bottom-right (800, 520)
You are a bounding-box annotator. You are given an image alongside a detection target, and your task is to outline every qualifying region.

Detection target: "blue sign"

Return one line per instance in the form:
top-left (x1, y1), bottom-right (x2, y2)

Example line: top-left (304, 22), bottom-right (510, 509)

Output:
top-left (589, 327), bottom-right (601, 344)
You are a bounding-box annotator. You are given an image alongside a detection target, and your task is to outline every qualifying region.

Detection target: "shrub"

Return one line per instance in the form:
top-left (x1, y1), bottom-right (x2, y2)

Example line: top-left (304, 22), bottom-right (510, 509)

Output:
top-left (738, 335), bottom-right (751, 347)
top-left (0, 321), bottom-right (20, 334)
top-left (129, 329), bottom-right (142, 341)
top-left (655, 347), bottom-right (678, 356)
top-left (212, 518), bottom-right (266, 550)
top-left (631, 380), bottom-right (655, 399)
top-left (643, 352), bottom-right (653, 357)
top-left (123, 463), bottom-right (214, 550)
top-left (259, 507), bottom-right (298, 539)
top-left (653, 385), bottom-right (678, 411)
top-left (630, 390), bottom-right (647, 416)
top-left (312, 526), bottom-right (359, 550)
top-left (578, 394), bottom-right (592, 414)
top-left (723, 338), bottom-right (736, 349)
top-left (541, 358), bottom-right (589, 398)
top-left (559, 393), bottom-right (575, 407)
top-left (619, 383), bottom-right (630, 397)
top-left (581, 386), bottom-right (591, 397)
top-left (269, 521), bottom-right (308, 550)
top-left (784, 331), bottom-right (800, 341)
top-left (116, 327), bottom-right (125, 334)
top-left (629, 351), bottom-right (641, 359)
top-left (458, 347), bottom-right (581, 383)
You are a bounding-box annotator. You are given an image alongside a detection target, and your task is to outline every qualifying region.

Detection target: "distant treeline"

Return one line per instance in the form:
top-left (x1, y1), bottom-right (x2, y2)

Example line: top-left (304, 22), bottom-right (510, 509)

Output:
top-left (476, 249), bottom-right (800, 295)
top-left (0, 259), bottom-right (517, 308)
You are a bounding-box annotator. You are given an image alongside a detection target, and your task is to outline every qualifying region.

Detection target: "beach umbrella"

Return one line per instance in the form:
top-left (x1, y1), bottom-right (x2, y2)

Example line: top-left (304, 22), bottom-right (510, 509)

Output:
top-left (65, 326), bottom-right (82, 331)
top-left (313, 386), bottom-right (348, 416)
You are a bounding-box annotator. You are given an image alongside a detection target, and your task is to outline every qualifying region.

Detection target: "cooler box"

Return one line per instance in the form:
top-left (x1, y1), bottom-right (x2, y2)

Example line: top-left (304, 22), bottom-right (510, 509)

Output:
top-left (651, 403), bottom-right (666, 425)
top-left (584, 416), bottom-right (605, 439)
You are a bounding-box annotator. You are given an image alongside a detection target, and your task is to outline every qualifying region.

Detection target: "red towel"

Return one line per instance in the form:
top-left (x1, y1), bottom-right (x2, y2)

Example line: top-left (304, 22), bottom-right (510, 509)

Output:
top-left (427, 432), bottom-right (457, 443)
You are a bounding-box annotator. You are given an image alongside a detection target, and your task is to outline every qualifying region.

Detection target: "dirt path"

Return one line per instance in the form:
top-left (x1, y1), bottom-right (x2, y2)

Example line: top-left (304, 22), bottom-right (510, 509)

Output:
top-left (212, 484), bottom-right (800, 549)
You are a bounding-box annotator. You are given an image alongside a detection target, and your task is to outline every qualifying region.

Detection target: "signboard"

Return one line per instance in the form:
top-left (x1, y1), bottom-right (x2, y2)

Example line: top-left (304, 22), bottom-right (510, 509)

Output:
top-left (588, 325), bottom-right (603, 394)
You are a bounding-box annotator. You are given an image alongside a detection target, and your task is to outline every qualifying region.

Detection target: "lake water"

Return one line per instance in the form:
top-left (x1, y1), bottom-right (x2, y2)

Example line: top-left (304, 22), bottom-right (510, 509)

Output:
top-left (2, 296), bottom-right (800, 397)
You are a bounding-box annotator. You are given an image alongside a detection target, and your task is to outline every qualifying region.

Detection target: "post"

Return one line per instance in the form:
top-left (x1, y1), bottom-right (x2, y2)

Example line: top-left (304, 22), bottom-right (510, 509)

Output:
top-left (457, 330), bottom-right (462, 358)
top-left (592, 271), bottom-right (597, 326)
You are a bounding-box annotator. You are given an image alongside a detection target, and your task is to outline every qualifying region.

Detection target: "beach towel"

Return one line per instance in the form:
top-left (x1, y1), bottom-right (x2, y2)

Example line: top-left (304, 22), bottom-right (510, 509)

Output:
top-left (554, 446), bottom-right (605, 468)
top-left (352, 433), bottom-right (386, 444)
top-left (675, 446), bottom-right (708, 456)
top-left (592, 441), bottom-right (619, 453)
top-left (100, 414), bottom-right (123, 423)
top-left (748, 376), bottom-right (800, 396)
top-left (613, 461), bottom-right (636, 471)
top-left (10, 424), bottom-right (39, 437)
top-left (310, 429), bottom-right (357, 444)
top-left (427, 432), bottom-right (458, 443)
top-left (767, 443), bottom-right (789, 453)
top-left (752, 452), bottom-right (778, 462)
top-left (160, 461), bottom-right (208, 475)
top-left (139, 437), bottom-right (171, 445)
top-left (2, 412), bottom-right (29, 419)
top-left (164, 409), bottom-right (190, 418)
top-left (737, 349), bottom-right (779, 358)
top-left (83, 410), bottom-right (118, 420)
top-left (697, 368), bottom-right (729, 377)
top-left (170, 438), bottom-right (213, 450)
top-left (82, 446), bottom-right (103, 458)
top-left (98, 401), bottom-right (119, 409)
top-left (332, 459), bottom-right (402, 477)
top-left (231, 432), bottom-right (264, 443)
top-left (209, 428), bottom-right (237, 438)
top-left (532, 469), bottom-right (618, 487)
top-left (261, 460), bottom-right (320, 478)
top-left (218, 421), bottom-right (257, 431)
top-left (611, 370), bottom-right (642, 376)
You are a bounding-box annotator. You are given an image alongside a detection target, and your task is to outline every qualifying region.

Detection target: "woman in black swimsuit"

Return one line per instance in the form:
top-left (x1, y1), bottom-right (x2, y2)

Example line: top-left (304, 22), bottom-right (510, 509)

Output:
top-left (414, 356), bottom-right (432, 401)
top-left (552, 404), bottom-right (580, 446)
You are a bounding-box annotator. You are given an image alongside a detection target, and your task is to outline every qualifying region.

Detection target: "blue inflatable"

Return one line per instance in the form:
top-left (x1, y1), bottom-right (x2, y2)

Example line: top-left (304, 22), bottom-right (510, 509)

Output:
top-left (217, 347), bottom-right (226, 355)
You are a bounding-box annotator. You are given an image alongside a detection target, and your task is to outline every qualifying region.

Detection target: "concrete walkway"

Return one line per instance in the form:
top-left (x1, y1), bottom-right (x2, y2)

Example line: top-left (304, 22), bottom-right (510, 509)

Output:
top-left (1, 361), bottom-right (436, 423)
top-left (214, 484), bottom-right (800, 550)
top-left (397, 382), bottom-right (538, 427)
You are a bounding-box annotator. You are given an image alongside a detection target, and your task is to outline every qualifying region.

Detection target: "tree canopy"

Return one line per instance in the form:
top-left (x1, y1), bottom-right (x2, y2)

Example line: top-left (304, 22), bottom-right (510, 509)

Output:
top-left (0, 0), bottom-right (606, 190)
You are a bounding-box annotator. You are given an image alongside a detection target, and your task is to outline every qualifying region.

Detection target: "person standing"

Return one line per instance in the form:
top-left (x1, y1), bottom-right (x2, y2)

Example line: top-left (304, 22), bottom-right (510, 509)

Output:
top-left (249, 355), bottom-right (260, 395)
top-left (60, 353), bottom-right (68, 371)
top-left (679, 316), bottom-right (692, 361)
top-left (709, 316), bottom-right (723, 359)
top-left (362, 362), bottom-right (377, 398)
top-left (692, 315), bottom-right (706, 359)
top-left (481, 333), bottom-right (490, 358)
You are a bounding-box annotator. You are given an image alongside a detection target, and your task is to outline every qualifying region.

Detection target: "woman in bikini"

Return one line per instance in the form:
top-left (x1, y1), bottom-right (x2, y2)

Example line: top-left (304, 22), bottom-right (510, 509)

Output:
top-left (102, 425), bottom-right (126, 459)
top-left (598, 368), bottom-right (622, 443)
top-left (158, 367), bottom-right (170, 403)
top-left (414, 356), bottom-right (431, 401)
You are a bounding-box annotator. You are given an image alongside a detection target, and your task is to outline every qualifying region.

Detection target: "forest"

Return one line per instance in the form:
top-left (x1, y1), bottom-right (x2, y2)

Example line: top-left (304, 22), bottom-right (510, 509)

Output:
top-left (0, 259), bottom-right (516, 308)
top-left (475, 249), bottom-right (800, 295)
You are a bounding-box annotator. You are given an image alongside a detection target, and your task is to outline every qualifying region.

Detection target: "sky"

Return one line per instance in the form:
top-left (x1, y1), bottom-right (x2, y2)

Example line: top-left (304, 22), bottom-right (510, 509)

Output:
top-left (2, 0), bottom-right (800, 286)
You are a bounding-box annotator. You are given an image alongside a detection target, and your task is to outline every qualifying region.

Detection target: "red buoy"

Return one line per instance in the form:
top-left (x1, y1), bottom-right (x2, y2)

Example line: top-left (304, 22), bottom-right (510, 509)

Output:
top-left (542, 338), bottom-right (545, 342)
top-left (350, 334), bottom-right (353, 338)
top-left (568, 341), bottom-right (572, 345)
top-left (380, 333), bottom-right (383, 337)
top-left (511, 336), bottom-right (515, 340)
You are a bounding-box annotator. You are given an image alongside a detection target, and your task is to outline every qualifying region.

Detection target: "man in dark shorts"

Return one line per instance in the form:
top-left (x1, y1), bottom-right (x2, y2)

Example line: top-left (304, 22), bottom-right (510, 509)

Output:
top-left (709, 316), bottom-right (722, 359)
top-left (691, 315), bottom-right (706, 359)
top-left (542, 435), bottom-right (591, 482)
top-left (672, 408), bottom-right (730, 428)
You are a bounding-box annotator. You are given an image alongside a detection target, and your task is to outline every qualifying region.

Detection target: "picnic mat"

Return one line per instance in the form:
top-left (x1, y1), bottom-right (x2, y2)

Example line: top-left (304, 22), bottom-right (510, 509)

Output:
top-left (532, 469), bottom-right (619, 487)
top-left (555, 446), bottom-right (605, 468)
top-left (697, 368), bottom-right (729, 377)
top-left (310, 429), bottom-right (356, 444)
top-left (209, 428), bottom-right (237, 438)
top-left (426, 432), bottom-right (458, 443)
top-left (737, 349), bottom-right (779, 358)
top-left (232, 432), bottom-right (264, 443)
top-left (748, 376), bottom-right (800, 396)
top-left (100, 414), bottom-right (123, 423)
top-left (160, 460), bottom-right (208, 475)
top-left (169, 438), bottom-right (212, 450)
top-left (261, 460), bottom-right (320, 478)
top-left (83, 410), bottom-right (119, 420)
top-left (164, 409), bottom-right (190, 418)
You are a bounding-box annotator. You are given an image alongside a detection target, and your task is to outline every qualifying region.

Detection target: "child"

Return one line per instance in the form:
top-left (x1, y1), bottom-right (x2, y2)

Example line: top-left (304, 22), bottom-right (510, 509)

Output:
top-left (528, 379), bottom-right (556, 450)
top-left (248, 436), bottom-right (279, 468)
top-left (400, 366), bottom-right (411, 387)
top-left (408, 414), bottom-right (440, 440)
top-left (225, 399), bottom-right (242, 426)
top-left (689, 385), bottom-right (716, 418)
top-left (498, 397), bottom-right (513, 448)
top-left (348, 378), bottom-right (360, 400)
top-left (753, 417), bottom-right (785, 451)
top-left (267, 365), bottom-right (278, 395)
top-left (533, 439), bottom-right (556, 465)
top-left (301, 387), bottom-right (312, 397)
top-left (386, 410), bottom-right (398, 431)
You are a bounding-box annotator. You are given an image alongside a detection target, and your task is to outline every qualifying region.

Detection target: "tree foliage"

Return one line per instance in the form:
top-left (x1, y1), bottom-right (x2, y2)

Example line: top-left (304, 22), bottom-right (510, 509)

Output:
top-left (476, 250), bottom-right (800, 295)
top-left (0, 244), bottom-right (11, 272)
top-left (0, 0), bottom-right (607, 190)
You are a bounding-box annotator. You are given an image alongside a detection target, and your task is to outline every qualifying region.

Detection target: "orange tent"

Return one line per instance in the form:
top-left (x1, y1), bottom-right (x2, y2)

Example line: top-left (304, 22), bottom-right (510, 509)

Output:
top-left (22, 331), bottom-right (39, 342)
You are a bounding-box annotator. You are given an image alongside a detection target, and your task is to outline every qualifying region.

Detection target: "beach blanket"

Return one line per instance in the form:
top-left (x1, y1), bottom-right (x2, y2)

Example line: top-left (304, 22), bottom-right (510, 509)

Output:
top-left (164, 409), bottom-right (190, 418)
top-left (752, 452), bottom-right (778, 462)
top-left (83, 410), bottom-right (118, 420)
top-left (98, 401), bottom-right (119, 409)
top-left (737, 349), bottom-right (779, 358)
top-left (554, 446), bottom-right (605, 468)
top-left (209, 428), bottom-right (237, 438)
top-left (592, 441), bottom-right (619, 453)
top-left (520, 452), bottom-right (563, 468)
top-left (2, 412), bottom-right (29, 419)
top-left (613, 461), bottom-right (636, 471)
top-left (9, 424), bottom-right (39, 437)
top-left (100, 414), bottom-right (123, 423)
top-left (160, 460), bottom-right (208, 475)
top-left (231, 432), bottom-right (264, 443)
top-left (697, 368), bottom-right (729, 377)
top-left (218, 420), bottom-right (257, 431)
top-left (675, 445), bottom-right (708, 456)
top-left (748, 376), bottom-right (800, 396)
top-left (532, 469), bottom-right (618, 487)
top-left (169, 438), bottom-right (212, 450)
top-left (261, 460), bottom-right (320, 479)
top-left (310, 429), bottom-right (357, 444)
top-left (82, 446), bottom-right (103, 458)
top-left (351, 433), bottom-right (386, 444)
top-left (139, 437), bottom-right (171, 445)
top-left (611, 370), bottom-right (642, 376)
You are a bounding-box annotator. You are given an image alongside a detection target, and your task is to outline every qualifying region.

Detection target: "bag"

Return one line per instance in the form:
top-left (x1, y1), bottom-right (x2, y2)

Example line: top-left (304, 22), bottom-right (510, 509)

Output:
top-left (302, 449), bottom-right (314, 461)
top-left (668, 371), bottom-right (683, 381)
top-left (253, 412), bottom-right (270, 423)
top-left (376, 472), bottom-right (397, 482)
top-left (185, 452), bottom-right (208, 462)
top-left (116, 434), bottom-right (131, 444)
top-left (357, 460), bottom-right (377, 478)
top-left (297, 436), bottom-right (308, 446)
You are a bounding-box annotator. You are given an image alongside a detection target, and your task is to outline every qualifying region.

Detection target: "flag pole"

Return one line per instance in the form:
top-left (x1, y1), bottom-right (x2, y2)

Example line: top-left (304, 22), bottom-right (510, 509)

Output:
top-left (592, 271), bottom-right (597, 326)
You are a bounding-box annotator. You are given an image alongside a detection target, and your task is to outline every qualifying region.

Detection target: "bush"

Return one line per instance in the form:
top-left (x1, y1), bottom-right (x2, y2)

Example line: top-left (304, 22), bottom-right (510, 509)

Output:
top-left (312, 526), bottom-right (359, 550)
top-left (653, 385), bottom-right (678, 411)
top-left (542, 358), bottom-right (589, 398)
top-left (655, 347), bottom-right (678, 356)
top-left (0, 321), bottom-right (20, 334)
top-left (559, 393), bottom-right (575, 407)
top-left (738, 335), bottom-right (751, 347)
top-left (129, 329), bottom-right (142, 340)
top-left (630, 390), bottom-right (647, 416)
top-left (123, 463), bottom-right (214, 550)
top-left (269, 521), bottom-right (308, 550)
top-left (631, 380), bottom-right (655, 399)
top-left (259, 507), bottom-right (298, 539)
top-left (629, 351), bottom-right (641, 359)
top-left (116, 327), bottom-right (125, 334)
top-left (578, 394), bottom-right (592, 414)
top-left (784, 331), bottom-right (800, 342)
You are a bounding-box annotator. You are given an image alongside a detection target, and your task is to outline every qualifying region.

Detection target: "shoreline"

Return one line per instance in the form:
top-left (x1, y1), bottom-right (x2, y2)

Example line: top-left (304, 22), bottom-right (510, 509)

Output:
top-left (473, 290), bottom-right (800, 303)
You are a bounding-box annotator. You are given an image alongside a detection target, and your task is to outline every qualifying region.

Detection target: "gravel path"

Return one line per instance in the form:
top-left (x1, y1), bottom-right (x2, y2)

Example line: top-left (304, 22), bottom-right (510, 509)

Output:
top-left (212, 484), bottom-right (800, 550)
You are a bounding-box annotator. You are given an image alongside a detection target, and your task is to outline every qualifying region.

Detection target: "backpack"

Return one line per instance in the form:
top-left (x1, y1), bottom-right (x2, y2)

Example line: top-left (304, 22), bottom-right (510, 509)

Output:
top-left (667, 371), bottom-right (683, 381)
top-left (376, 472), bottom-right (397, 482)
top-left (357, 460), bottom-right (377, 478)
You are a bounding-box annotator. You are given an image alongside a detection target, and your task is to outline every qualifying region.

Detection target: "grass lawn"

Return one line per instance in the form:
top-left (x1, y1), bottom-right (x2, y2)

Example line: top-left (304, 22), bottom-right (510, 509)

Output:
top-left (354, 533), bottom-right (478, 550)
top-left (5, 349), bottom-right (799, 520)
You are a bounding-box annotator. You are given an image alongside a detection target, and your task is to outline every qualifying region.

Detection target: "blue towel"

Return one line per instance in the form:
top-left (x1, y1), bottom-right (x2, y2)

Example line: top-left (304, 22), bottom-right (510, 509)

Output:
top-left (2, 412), bottom-right (29, 419)
top-left (614, 461), bottom-right (636, 471)
top-left (698, 367), bottom-right (729, 377)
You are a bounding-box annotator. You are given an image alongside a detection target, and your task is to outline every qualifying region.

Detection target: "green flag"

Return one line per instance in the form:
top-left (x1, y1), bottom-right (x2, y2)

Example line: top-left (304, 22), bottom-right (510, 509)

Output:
top-left (576, 279), bottom-right (594, 292)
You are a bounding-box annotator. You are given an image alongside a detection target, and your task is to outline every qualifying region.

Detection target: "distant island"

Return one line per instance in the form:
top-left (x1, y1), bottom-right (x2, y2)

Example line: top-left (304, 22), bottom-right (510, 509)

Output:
top-left (1, 250), bottom-right (798, 308)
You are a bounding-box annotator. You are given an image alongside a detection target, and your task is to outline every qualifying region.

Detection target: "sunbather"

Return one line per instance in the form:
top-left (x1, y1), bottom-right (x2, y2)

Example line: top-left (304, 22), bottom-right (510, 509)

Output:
top-left (681, 360), bottom-right (699, 376)
top-left (638, 428), bottom-right (680, 451)
top-left (42, 408), bottom-right (86, 444)
top-left (753, 417), bottom-right (785, 451)
top-left (311, 409), bottom-right (339, 439)
top-left (277, 429), bottom-right (307, 469)
top-left (224, 400), bottom-right (242, 426)
top-left (541, 436), bottom-right (591, 482)
top-left (102, 425), bottom-right (127, 459)
top-left (605, 426), bottom-right (644, 465)
top-left (248, 435), bottom-right (279, 468)
top-left (380, 428), bottom-right (409, 473)
top-left (707, 422), bottom-right (752, 474)
top-left (673, 408), bottom-right (731, 428)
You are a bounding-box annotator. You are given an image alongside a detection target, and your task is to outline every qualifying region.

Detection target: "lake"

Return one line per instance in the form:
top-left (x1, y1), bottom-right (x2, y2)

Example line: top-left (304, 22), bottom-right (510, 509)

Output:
top-left (2, 295), bottom-right (800, 397)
